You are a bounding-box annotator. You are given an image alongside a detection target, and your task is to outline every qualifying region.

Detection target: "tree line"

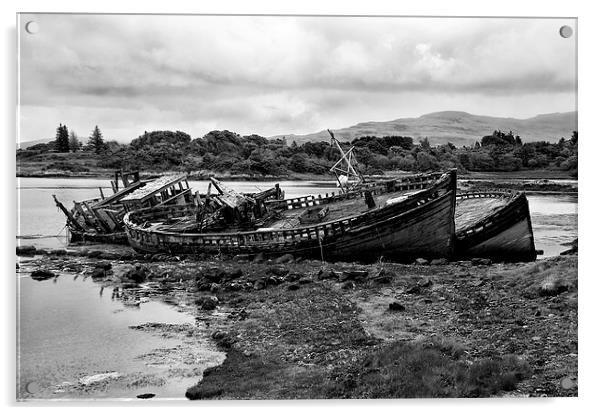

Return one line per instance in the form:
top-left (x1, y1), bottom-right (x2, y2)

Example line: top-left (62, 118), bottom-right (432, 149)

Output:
top-left (29, 124), bottom-right (107, 154)
top-left (18, 125), bottom-right (578, 177)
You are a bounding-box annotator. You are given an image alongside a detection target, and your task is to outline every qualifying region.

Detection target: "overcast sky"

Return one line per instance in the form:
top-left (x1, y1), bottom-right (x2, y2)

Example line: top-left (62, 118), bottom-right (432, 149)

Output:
top-left (18, 14), bottom-right (576, 143)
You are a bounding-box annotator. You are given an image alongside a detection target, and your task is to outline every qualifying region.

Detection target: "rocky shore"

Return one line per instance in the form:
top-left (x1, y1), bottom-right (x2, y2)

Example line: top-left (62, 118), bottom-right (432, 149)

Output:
top-left (17, 245), bottom-right (578, 399)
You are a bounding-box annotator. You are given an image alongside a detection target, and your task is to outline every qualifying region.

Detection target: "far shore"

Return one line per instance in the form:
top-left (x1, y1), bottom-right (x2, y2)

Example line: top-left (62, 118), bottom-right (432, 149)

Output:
top-left (16, 168), bottom-right (578, 194)
top-left (16, 168), bottom-right (577, 181)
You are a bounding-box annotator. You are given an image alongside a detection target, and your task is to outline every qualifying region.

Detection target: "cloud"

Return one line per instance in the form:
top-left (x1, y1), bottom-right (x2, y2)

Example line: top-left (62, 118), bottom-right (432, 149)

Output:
top-left (18, 14), bottom-right (576, 141)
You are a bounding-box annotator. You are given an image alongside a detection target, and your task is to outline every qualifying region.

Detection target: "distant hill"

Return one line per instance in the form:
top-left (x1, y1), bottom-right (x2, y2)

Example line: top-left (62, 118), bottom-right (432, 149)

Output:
top-left (272, 111), bottom-right (577, 147)
top-left (17, 138), bottom-right (54, 149)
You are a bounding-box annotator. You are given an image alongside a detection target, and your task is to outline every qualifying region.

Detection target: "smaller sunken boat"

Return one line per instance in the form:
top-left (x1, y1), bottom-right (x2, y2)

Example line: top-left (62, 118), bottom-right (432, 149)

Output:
top-left (454, 190), bottom-right (537, 261)
top-left (53, 171), bottom-right (194, 244)
top-left (123, 170), bottom-right (457, 262)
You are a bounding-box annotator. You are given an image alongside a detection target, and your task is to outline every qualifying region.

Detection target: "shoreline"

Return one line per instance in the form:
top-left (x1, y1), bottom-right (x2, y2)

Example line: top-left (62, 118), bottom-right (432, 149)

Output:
top-left (16, 170), bottom-right (578, 194)
top-left (16, 246), bottom-right (578, 400)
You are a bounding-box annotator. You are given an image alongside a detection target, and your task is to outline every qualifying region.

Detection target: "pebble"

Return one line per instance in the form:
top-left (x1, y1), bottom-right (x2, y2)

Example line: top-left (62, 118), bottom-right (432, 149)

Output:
top-left (560, 376), bottom-right (577, 390)
top-left (388, 302), bottom-right (405, 311)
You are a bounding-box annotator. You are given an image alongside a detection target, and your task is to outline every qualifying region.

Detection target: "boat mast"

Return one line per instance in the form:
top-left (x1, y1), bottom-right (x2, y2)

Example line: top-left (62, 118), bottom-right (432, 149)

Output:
top-left (328, 129), bottom-right (364, 192)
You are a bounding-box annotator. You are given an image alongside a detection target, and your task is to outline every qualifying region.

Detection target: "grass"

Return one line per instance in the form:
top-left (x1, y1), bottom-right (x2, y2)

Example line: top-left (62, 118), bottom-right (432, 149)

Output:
top-left (325, 339), bottom-right (530, 398)
top-left (185, 351), bottom-right (327, 399)
top-left (187, 337), bottom-right (530, 399)
top-left (494, 256), bottom-right (578, 299)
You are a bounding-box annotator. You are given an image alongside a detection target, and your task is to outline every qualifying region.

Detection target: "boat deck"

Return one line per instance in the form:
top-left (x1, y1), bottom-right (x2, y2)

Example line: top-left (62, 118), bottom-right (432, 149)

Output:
top-left (455, 196), bottom-right (508, 232)
top-left (146, 188), bottom-right (424, 233)
top-left (266, 189), bottom-right (421, 230)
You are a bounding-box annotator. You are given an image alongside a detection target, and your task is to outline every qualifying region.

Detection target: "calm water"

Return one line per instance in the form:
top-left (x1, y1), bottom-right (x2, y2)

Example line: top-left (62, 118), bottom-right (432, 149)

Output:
top-left (17, 177), bottom-right (578, 256)
top-left (17, 268), bottom-right (223, 400)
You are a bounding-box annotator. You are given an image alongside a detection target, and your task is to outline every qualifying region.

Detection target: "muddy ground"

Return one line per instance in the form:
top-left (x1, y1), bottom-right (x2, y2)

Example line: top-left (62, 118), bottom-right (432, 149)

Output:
top-left (17, 246), bottom-right (578, 399)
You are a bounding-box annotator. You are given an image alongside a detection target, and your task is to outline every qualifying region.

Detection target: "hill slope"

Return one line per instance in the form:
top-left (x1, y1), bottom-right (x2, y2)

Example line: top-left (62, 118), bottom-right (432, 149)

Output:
top-left (274, 111), bottom-right (577, 146)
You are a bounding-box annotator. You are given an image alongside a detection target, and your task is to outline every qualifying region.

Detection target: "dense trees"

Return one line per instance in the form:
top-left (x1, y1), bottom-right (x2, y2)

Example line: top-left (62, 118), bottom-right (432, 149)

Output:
top-left (18, 126), bottom-right (578, 178)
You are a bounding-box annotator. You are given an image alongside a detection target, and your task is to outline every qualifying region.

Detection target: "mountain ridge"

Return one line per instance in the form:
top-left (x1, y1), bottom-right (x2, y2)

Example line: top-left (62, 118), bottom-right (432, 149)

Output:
top-left (272, 111), bottom-right (577, 147)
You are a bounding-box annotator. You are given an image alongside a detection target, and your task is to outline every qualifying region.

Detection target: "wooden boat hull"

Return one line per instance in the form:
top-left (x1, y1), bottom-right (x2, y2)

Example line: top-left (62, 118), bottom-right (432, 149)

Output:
top-left (68, 229), bottom-right (129, 245)
top-left (124, 171), bottom-right (457, 262)
top-left (454, 191), bottom-right (536, 262)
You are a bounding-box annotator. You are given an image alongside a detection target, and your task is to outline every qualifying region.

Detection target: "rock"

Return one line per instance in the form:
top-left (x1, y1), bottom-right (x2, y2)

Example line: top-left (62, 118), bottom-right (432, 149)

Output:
top-left (216, 335), bottom-right (234, 349)
top-left (196, 296), bottom-right (219, 310)
top-left (538, 278), bottom-right (570, 297)
top-left (471, 258), bottom-right (492, 266)
top-left (87, 250), bottom-right (103, 258)
top-left (317, 269), bottom-right (338, 280)
top-left (275, 254), bottom-right (295, 264)
top-left (254, 279), bottom-right (266, 290)
top-left (268, 266), bottom-right (289, 277)
top-left (374, 275), bottom-right (392, 284)
top-left (211, 331), bottom-right (227, 340)
top-left (560, 376), bottom-right (577, 390)
top-left (405, 285), bottom-right (421, 295)
top-left (286, 272), bottom-right (303, 282)
top-left (298, 277), bottom-right (313, 285)
top-left (204, 267), bottom-right (226, 283)
top-left (125, 264), bottom-right (148, 283)
top-left (90, 267), bottom-right (106, 279)
top-left (388, 302), bottom-right (405, 311)
top-left (225, 282), bottom-right (243, 291)
top-left (267, 276), bottom-right (284, 286)
top-left (137, 393), bottom-right (155, 399)
top-left (471, 279), bottom-right (486, 287)
top-left (16, 245), bottom-right (36, 256)
top-left (414, 258), bottom-right (429, 266)
top-left (341, 281), bottom-right (355, 290)
top-left (341, 270), bottom-right (369, 281)
top-left (98, 252), bottom-right (119, 260)
top-left (373, 269), bottom-right (393, 284)
top-left (96, 261), bottom-right (112, 270)
top-left (419, 278), bottom-right (433, 287)
top-left (197, 282), bottom-right (212, 291)
top-left (30, 269), bottom-right (56, 281)
top-left (210, 283), bottom-right (221, 293)
top-left (224, 268), bottom-right (243, 281)
top-left (233, 254), bottom-right (251, 262)
top-left (287, 283), bottom-right (300, 291)
top-left (49, 249), bottom-right (67, 256)
top-left (531, 336), bottom-right (542, 341)
top-left (430, 258), bottom-right (448, 265)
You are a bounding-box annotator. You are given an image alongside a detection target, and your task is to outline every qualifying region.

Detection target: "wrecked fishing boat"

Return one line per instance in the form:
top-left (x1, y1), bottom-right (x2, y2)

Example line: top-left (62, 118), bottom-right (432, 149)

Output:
top-left (53, 171), bottom-right (194, 244)
top-left (123, 170), bottom-right (457, 262)
top-left (454, 190), bottom-right (537, 261)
